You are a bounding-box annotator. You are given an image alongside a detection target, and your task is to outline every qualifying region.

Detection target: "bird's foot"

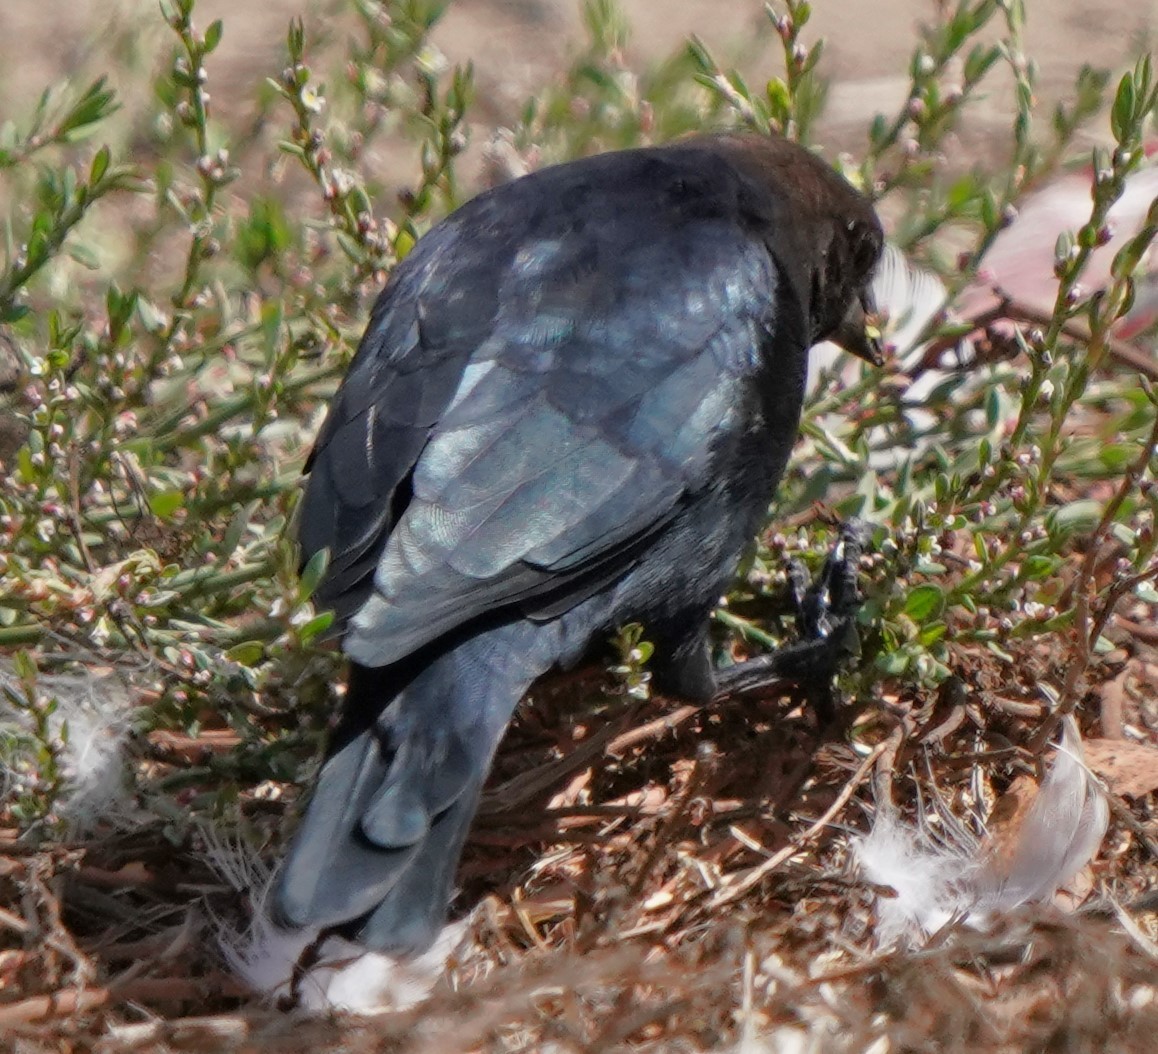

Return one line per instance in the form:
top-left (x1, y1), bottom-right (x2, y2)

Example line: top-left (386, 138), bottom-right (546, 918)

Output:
top-left (714, 519), bottom-right (869, 719)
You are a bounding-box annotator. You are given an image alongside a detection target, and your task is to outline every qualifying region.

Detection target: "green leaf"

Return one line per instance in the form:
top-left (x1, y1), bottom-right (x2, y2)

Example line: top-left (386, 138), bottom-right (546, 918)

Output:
top-left (919, 622), bottom-right (947, 646)
top-left (287, 17), bottom-right (305, 59)
top-left (979, 188), bottom-right (998, 231)
top-left (1111, 72), bottom-right (1135, 142)
top-left (219, 501), bottom-right (258, 563)
top-left (66, 241), bottom-right (100, 269)
top-left (903, 584), bottom-right (945, 621)
top-left (1111, 523), bottom-right (1136, 546)
top-left (226, 641), bottom-right (265, 667)
top-left (985, 640), bottom-right (1014, 663)
top-left (1049, 500), bottom-right (1101, 532)
top-left (394, 227), bottom-right (416, 260)
top-left (1022, 554), bottom-right (1058, 579)
top-left (58, 79), bottom-right (119, 142)
top-left (89, 145), bottom-right (111, 184)
top-left (298, 610), bottom-right (335, 644)
top-left (12, 650), bottom-right (37, 685)
top-left (135, 296), bottom-right (167, 333)
top-left (875, 649), bottom-right (910, 676)
top-left (204, 19), bottom-right (224, 54)
top-left (298, 547), bottom-right (330, 601)
top-left (1098, 444), bottom-right (1137, 470)
top-left (963, 43), bottom-right (1000, 84)
top-left (685, 36), bottom-right (713, 72)
top-left (148, 489), bottom-right (185, 519)
top-left (766, 78), bottom-right (791, 119)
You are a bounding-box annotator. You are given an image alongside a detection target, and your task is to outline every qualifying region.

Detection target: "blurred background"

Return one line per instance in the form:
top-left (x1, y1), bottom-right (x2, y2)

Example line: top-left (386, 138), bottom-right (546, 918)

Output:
top-left (3, 0), bottom-right (1154, 171)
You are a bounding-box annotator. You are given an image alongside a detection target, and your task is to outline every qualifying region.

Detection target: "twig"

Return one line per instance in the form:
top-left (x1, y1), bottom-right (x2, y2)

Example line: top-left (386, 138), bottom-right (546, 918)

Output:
top-left (1032, 406), bottom-right (1158, 753)
top-left (0, 987), bottom-right (109, 1025)
top-left (1099, 667), bottom-right (1128, 740)
top-left (1110, 898), bottom-right (1158, 963)
top-left (1088, 565), bottom-right (1158, 653)
top-left (103, 1014), bottom-right (254, 1047)
top-left (872, 725), bottom-right (907, 809)
top-left (606, 703), bottom-right (702, 755)
top-left (480, 706), bottom-right (641, 815)
top-left (709, 738), bottom-right (889, 907)
top-left (0, 975), bottom-right (246, 1026)
top-left (913, 295), bottom-right (1158, 382)
top-left (146, 729), bottom-right (242, 762)
top-left (0, 904), bottom-right (84, 962)
top-left (628, 743), bottom-right (718, 902)
top-left (1114, 615), bottom-right (1158, 645)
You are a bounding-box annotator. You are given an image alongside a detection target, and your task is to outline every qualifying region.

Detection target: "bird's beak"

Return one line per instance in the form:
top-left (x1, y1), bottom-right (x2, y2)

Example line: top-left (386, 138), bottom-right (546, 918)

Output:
top-left (832, 289), bottom-right (884, 366)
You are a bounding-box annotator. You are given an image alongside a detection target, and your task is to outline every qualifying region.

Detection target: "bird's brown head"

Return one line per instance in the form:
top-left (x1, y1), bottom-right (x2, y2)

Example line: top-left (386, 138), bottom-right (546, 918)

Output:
top-left (694, 133), bottom-right (885, 365)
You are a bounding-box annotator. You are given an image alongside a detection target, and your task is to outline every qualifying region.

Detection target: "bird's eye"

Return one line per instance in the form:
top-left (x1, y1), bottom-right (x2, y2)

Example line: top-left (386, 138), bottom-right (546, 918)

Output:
top-left (848, 220), bottom-right (882, 276)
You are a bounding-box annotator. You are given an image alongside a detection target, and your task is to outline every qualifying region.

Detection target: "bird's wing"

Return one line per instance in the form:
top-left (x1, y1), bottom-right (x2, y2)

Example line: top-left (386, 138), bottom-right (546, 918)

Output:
top-left (298, 218), bottom-right (501, 616)
top-left (302, 156), bottom-right (787, 666)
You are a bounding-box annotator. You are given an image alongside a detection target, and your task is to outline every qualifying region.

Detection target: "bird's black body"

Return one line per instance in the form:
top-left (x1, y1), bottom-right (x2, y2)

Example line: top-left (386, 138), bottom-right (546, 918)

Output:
top-left (274, 134), bottom-right (883, 954)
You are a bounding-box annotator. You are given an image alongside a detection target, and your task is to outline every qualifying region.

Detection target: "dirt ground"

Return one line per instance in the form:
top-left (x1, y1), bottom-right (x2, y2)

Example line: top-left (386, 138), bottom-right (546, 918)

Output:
top-left (2, 0), bottom-right (1154, 155)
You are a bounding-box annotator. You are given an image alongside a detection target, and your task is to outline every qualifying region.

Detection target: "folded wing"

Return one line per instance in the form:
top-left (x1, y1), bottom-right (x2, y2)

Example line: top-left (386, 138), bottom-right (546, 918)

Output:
top-left (298, 149), bottom-right (785, 666)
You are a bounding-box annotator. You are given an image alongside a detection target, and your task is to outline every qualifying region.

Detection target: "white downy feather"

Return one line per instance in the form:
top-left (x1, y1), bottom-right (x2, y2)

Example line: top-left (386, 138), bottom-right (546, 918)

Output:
top-left (0, 660), bottom-right (136, 830)
top-left (202, 828), bottom-right (469, 1012)
top-left (870, 242), bottom-right (951, 366)
top-left (807, 244), bottom-right (960, 473)
top-left (854, 718), bottom-right (1108, 944)
top-left (807, 242), bottom-right (949, 392)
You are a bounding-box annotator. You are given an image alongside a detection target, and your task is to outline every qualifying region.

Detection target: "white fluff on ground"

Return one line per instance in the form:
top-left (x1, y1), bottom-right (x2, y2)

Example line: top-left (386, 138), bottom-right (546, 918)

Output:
top-left (0, 660), bottom-right (137, 830)
top-left (854, 717), bottom-right (1108, 944)
top-left (203, 829), bottom-right (469, 1012)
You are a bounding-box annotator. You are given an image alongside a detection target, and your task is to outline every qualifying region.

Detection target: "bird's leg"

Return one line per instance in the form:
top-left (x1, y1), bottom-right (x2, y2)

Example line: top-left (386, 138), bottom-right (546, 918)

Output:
top-left (714, 519), bottom-right (868, 720)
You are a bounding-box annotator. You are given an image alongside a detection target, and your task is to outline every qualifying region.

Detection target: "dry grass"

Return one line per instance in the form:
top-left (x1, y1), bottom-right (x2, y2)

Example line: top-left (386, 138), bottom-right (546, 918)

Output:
top-left (3, 636), bottom-right (1158, 1051)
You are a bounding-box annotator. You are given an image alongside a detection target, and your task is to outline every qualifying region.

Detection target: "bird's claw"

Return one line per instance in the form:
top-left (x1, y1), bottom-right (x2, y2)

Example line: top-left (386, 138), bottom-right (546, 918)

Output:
top-left (715, 519), bottom-right (869, 719)
top-left (792, 517), bottom-right (868, 640)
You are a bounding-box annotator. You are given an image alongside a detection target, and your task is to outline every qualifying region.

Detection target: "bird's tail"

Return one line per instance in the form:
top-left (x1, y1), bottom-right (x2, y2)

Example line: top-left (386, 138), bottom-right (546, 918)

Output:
top-left (272, 620), bottom-right (557, 955)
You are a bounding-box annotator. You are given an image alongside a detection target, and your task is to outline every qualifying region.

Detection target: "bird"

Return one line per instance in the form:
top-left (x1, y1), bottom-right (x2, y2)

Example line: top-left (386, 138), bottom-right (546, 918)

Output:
top-left (272, 131), bottom-right (884, 956)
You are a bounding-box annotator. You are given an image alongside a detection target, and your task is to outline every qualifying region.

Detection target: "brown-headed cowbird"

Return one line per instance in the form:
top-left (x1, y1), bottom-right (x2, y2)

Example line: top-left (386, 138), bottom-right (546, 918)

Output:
top-left (273, 132), bottom-right (883, 954)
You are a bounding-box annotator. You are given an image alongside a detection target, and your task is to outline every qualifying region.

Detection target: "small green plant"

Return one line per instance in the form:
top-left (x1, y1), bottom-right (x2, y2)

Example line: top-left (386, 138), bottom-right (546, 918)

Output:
top-left (0, 652), bottom-right (69, 828)
top-left (609, 622), bottom-right (655, 701)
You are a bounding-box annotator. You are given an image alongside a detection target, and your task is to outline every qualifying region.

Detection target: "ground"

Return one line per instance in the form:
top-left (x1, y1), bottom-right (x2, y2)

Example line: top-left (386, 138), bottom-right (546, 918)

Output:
top-left (2, 1), bottom-right (1158, 1051)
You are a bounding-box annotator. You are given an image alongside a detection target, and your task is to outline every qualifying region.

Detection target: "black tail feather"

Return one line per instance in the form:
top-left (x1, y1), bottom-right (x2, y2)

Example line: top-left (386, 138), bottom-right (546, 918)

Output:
top-left (273, 729), bottom-right (415, 929)
top-left (355, 773), bottom-right (487, 953)
top-left (273, 621), bottom-right (557, 954)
